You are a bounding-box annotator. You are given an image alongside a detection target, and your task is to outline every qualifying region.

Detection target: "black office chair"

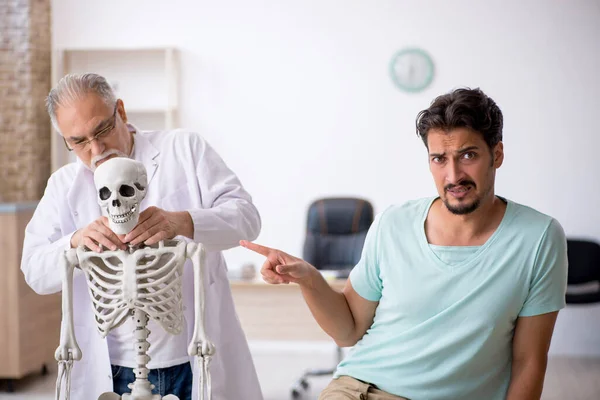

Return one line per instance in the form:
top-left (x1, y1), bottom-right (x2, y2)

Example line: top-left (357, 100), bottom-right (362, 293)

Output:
top-left (566, 239), bottom-right (600, 304)
top-left (290, 197), bottom-right (374, 399)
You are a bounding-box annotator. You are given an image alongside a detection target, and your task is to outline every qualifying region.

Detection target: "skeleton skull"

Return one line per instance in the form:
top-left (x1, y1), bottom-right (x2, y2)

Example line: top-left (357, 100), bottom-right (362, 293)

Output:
top-left (93, 157), bottom-right (148, 235)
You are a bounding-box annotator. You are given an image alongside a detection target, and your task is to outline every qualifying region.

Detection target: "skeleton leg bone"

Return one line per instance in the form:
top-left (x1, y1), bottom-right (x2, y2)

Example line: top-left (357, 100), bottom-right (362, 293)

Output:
top-left (186, 243), bottom-right (215, 400)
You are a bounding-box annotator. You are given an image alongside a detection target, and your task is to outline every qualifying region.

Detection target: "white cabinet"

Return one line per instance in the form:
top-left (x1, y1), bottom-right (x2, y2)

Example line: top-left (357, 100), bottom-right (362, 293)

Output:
top-left (51, 47), bottom-right (179, 171)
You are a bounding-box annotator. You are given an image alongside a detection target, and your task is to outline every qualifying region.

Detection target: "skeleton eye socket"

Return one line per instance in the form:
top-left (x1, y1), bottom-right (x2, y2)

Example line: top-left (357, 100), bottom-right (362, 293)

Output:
top-left (99, 187), bottom-right (111, 201)
top-left (119, 185), bottom-right (135, 197)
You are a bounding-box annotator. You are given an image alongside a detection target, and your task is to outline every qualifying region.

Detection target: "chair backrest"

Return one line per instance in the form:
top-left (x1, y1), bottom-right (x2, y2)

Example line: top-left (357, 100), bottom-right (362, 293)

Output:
top-left (566, 239), bottom-right (600, 304)
top-left (302, 197), bottom-right (374, 271)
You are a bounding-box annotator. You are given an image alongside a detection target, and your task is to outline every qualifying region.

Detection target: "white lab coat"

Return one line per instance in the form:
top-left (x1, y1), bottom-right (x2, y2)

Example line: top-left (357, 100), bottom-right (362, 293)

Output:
top-left (21, 128), bottom-right (264, 400)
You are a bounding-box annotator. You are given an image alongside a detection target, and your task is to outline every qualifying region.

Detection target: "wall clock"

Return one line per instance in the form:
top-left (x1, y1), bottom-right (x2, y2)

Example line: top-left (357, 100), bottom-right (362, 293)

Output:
top-left (389, 48), bottom-right (435, 93)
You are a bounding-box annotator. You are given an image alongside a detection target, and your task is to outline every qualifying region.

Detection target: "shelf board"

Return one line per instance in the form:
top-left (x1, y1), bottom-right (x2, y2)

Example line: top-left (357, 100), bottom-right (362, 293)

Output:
top-left (125, 108), bottom-right (177, 114)
top-left (60, 47), bottom-right (176, 53)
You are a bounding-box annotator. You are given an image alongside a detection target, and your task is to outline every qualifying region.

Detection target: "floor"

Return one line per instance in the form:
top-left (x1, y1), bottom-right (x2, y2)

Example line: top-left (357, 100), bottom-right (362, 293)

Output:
top-left (1, 349), bottom-right (599, 400)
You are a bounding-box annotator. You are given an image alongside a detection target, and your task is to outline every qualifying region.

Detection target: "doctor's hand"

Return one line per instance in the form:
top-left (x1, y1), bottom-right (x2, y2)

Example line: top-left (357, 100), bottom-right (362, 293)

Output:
top-left (240, 240), bottom-right (319, 288)
top-left (70, 217), bottom-right (128, 252)
top-left (123, 206), bottom-right (194, 246)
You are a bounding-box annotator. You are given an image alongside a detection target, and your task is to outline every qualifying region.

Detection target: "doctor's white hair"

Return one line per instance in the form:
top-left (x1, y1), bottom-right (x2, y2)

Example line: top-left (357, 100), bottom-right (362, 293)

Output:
top-left (46, 73), bottom-right (117, 135)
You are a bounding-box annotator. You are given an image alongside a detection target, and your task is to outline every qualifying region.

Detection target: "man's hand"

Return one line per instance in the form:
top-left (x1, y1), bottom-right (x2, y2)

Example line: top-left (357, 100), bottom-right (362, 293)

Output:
top-left (239, 240), bottom-right (318, 287)
top-left (123, 206), bottom-right (193, 246)
top-left (241, 240), bottom-right (378, 347)
top-left (70, 217), bottom-right (127, 252)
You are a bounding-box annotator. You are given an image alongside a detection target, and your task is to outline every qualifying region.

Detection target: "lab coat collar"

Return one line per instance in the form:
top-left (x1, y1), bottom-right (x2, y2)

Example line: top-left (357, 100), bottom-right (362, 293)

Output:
top-left (130, 124), bottom-right (160, 188)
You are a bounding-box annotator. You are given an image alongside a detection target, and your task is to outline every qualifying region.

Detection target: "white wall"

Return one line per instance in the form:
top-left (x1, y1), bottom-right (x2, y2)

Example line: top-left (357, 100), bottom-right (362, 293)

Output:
top-left (51, 1), bottom-right (600, 355)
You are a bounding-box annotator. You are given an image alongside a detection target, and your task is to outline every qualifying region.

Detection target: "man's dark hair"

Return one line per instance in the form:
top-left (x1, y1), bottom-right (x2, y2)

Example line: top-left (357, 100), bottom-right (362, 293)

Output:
top-left (415, 87), bottom-right (503, 149)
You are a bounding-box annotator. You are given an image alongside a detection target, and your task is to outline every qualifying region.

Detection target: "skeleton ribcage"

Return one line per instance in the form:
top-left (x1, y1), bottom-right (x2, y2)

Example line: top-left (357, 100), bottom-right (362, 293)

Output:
top-left (76, 240), bottom-right (187, 338)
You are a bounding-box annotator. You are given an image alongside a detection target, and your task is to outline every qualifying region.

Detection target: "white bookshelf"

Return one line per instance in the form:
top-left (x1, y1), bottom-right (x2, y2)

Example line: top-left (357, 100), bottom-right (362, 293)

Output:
top-left (50, 47), bottom-right (179, 170)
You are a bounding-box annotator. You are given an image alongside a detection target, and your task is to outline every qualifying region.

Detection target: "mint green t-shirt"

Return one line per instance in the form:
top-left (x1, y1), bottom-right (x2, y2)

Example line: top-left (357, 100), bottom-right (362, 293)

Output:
top-left (335, 197), bottom-right (568, 400)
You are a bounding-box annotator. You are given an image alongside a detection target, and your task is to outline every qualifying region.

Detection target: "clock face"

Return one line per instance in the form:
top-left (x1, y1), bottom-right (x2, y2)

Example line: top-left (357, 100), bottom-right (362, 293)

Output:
top-left (390, 48), bottom-right (435, 93)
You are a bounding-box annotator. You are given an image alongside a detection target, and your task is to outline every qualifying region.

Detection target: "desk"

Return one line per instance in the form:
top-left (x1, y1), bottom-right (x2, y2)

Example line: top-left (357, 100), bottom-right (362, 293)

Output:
top-left (229, 279), bottom-right (346, 341)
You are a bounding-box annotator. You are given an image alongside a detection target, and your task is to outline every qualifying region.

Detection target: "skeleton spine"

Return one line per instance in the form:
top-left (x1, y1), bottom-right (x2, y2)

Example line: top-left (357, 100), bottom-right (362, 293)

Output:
top-left (133, 309), bottom-right (151, 380)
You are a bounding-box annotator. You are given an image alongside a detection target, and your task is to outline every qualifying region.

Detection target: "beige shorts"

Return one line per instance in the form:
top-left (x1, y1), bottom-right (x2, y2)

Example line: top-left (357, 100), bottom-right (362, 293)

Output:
top-left (318, 375), bottom-right (410, 400)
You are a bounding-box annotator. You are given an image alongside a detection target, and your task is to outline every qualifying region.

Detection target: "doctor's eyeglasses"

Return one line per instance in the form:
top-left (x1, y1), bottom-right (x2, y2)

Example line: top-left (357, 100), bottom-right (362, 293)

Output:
top-left (63, 103), bottom-right (119, 152)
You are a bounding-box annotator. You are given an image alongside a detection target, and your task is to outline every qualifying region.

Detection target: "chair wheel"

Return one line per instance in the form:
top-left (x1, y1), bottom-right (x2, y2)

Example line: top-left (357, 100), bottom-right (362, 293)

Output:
top-left (291, 388), bottom-right (301, 399)
top-left (300, 379), bottom-right (309, 390)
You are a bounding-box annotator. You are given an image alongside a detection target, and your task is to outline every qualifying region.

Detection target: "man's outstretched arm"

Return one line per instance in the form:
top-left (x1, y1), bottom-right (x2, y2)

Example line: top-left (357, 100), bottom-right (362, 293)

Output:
top-left (300, 268), bottom-right (378, 347)
top-left (240, 240), bottom-right (378, 347)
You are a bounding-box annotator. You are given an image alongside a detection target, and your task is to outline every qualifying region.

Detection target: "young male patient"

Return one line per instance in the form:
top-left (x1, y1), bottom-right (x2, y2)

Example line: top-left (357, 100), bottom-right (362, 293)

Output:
top-left (242, 88), bottom-right (567, 400)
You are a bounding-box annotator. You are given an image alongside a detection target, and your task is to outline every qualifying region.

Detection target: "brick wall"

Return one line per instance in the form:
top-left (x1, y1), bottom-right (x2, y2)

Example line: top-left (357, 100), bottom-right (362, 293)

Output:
top-left (0, 0), bottom-right (51, 202)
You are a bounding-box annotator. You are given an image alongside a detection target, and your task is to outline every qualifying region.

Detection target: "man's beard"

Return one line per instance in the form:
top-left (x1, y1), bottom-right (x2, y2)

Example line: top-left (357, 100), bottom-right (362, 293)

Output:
top-left (443, 196), bottom-right (480, 215)
top-left (442, 179), bottom-right (481, 215)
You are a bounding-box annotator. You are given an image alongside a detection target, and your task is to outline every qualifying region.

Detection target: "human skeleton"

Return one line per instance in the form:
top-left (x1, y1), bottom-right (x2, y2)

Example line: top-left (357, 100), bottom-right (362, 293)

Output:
top-left (54, 158), bottom-right (215, 400)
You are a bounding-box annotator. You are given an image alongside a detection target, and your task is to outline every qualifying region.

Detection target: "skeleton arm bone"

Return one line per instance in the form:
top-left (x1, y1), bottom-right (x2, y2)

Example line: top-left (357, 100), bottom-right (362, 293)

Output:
top-left (55, 249), bottom-right (82, 362)
top-left (54, 249), bottom-right (81, 400)
top-left (186, 242), bottom-right (215, 357)
top-left (186, 242), bottom-right (215, 400)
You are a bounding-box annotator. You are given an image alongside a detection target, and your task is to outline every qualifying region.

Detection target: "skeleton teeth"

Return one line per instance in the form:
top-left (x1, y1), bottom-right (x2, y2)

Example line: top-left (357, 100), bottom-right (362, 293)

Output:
top-left (110, 205), bottom-right (138, 224)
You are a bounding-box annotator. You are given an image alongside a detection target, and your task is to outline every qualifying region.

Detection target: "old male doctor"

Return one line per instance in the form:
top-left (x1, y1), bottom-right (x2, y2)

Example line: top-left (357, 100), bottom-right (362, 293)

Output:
top-left (21, 73), bottom-right (263, 400)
